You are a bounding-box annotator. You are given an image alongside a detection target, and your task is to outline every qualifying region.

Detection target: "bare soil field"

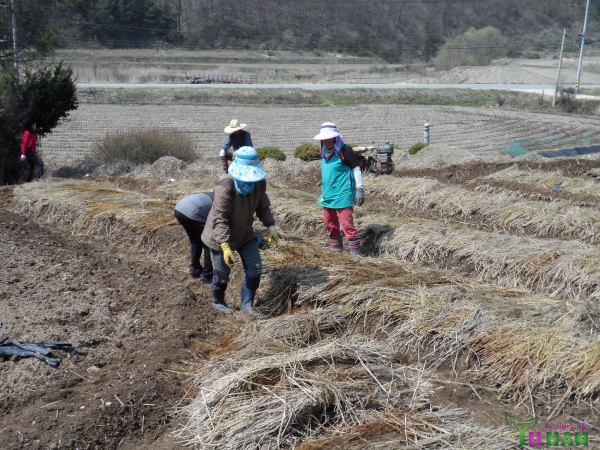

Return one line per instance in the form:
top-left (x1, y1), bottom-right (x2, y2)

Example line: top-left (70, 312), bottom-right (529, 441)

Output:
top-left (39, 104), bottom-right (600, 170)
top-left (2, 154), bottom-right (600, 449)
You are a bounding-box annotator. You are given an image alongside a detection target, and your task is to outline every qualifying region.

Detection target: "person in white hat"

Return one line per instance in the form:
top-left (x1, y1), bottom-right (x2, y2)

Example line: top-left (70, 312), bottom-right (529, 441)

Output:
top-left (219, 119), bottom-right (253, 173)
top-left (202, 147), bottom-right (279, 317)
top-left (313, 122), bottom-right (365, 255)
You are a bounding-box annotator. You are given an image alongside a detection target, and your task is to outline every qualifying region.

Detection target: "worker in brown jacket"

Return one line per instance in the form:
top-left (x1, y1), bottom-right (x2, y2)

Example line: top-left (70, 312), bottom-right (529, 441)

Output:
top-left (201, 147), bottom-right (279, 317)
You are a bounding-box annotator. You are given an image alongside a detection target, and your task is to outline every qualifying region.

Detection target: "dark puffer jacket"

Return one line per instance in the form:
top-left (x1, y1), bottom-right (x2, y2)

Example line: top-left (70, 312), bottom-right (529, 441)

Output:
top-left (201, 175), bottom-right (275, 251)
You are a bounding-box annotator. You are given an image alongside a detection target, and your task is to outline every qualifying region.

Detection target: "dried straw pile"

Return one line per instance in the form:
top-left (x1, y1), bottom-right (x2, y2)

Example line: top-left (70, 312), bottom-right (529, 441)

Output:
top-left (380, 219), bottom-right (600, 302)
top-left (155, 177), bottom-right (221, 202)
top-left (368, 175), bottom-right (600, 244)
top-left (478, 167), bottom-right (600, 197)
top-left (256, 181), bottom-right (600, 302)
top-left (11, 180), bottom-right (181, 262)
top-left (176, 307), bottom-right (516, 449)
top-left (262, 242), bottom-right (600, 402)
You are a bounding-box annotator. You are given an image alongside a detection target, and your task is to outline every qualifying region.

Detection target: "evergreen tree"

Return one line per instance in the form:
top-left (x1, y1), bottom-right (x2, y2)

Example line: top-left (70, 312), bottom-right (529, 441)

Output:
top-left (87, 0), bottom-right (174, 42)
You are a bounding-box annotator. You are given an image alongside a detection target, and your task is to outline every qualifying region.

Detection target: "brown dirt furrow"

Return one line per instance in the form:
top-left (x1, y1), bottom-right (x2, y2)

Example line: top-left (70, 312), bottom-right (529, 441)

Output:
top-left (0, 194), bottom-right (228, 450)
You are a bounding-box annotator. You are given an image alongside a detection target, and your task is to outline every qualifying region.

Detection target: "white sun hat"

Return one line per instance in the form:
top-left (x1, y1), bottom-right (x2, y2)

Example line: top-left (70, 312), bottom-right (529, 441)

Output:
top-left (313, 122), bottom-right (340, 141)
top-left (224, 119), bottom-right (247, 134)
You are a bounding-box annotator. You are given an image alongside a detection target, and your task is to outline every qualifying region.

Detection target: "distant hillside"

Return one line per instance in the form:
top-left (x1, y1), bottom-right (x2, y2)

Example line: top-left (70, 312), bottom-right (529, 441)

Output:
top-left (69, 0), bottom-right (599, 61)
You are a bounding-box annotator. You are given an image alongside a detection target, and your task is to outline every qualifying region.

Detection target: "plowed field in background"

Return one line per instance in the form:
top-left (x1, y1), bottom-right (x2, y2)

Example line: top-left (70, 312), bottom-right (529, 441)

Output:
top-left (40, 104), bottom-right (600, 168)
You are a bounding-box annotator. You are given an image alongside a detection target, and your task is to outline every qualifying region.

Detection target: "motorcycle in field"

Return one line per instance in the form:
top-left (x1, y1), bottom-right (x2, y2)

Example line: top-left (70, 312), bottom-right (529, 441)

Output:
top-left (352, 143), bottom-right (395, 175)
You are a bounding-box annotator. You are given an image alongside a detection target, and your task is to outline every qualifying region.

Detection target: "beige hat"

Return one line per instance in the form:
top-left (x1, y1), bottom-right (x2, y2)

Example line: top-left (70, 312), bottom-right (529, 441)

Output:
top-left (224, 119), bottom-right (247, 134)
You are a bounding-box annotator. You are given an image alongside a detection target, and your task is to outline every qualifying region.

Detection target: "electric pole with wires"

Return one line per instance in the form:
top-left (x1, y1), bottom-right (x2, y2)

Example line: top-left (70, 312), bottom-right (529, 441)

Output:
top-left (11, 0), bottom-right (17, 82)
top-left (576, 0), bottom-right (591, 93)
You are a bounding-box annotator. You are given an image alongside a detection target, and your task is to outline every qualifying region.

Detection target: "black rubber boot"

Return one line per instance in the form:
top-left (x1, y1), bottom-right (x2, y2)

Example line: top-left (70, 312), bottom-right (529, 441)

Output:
top-left (240, 286), bottom-right (265, 318)
top-left (212, 289), bottom-right (233, 313)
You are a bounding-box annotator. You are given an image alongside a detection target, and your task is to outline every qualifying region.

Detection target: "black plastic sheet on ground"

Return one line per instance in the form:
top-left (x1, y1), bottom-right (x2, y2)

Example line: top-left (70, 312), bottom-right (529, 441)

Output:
top-left (538, 145), bottom-right (600, 158)
top-left (0, 338), bottom-right (81, 367)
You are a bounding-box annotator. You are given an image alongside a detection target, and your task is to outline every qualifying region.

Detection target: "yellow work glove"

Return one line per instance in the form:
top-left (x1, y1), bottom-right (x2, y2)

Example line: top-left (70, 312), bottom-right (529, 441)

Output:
top-left (220, 242), bottom-right (236, 269)
top-left (268, 226), bottom-right (279, 249)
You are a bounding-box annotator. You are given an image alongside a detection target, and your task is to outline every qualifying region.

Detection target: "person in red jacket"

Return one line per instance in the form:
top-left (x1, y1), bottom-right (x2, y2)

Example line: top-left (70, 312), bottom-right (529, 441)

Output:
top-left (21, 120), bottom-right (43, 182)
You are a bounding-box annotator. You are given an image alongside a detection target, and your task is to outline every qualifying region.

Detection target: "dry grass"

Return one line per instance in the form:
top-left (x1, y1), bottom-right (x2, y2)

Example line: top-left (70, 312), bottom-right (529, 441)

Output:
top-left (380, 219), bottom-right (600, 303)
top-left (255, 180), bottom-right (600, 303)
top-left (176, 309), bottom-right (517, 449)
top-left (368, 175), bottom-right (600, 244)
top-left (11, 180), bottom-right (185, 265)
top-left (89, 128), bottom-right (198, 165)
top-left (261, 241), bottom-right (600, 403)
top-left (480, 167), bottom-right (600, 197)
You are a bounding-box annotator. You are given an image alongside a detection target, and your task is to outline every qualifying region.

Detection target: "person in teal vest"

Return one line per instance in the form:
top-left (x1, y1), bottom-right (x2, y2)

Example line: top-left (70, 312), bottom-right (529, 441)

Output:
top-left (313, 122), bottom-right (365, 255)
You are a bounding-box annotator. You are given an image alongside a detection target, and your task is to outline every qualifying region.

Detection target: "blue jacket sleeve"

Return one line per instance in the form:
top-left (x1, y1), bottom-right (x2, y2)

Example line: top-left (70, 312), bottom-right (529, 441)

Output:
top-left (245, 132), bottom-right (253, 148)
top-left (222, 135), bottom-right (232, 150)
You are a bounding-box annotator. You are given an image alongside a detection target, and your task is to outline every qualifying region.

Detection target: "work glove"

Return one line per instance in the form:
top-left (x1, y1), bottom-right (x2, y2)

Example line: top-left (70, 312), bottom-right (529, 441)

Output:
top-left (220, 242), bottom-right (236, 269)
top-left (268, 226), bottom-right (279, 249)
top-left (356, 187), bottom-right (365, 207)
top-left (20, 155), bottom-right (26, 162)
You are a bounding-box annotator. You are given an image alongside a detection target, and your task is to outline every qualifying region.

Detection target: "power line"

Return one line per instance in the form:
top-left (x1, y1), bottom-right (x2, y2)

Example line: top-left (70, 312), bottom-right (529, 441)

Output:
top-left (77, 20), bottom-right (175, 32)
top-left (61, 36), bottom-right (571, 51)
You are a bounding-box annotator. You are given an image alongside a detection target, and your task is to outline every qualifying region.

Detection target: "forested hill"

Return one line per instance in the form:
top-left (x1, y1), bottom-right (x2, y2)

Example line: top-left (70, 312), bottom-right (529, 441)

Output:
top-left (71, 0), bottom-right (598, 60)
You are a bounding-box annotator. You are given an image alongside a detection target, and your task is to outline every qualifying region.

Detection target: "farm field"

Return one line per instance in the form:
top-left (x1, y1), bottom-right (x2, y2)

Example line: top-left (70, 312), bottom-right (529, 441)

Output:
top-left (61, 48), bottom-right (600, 86)
top-left (2, 151), bottom-right (600, 449)
top-left (40, 103), bottom-right (600, 170)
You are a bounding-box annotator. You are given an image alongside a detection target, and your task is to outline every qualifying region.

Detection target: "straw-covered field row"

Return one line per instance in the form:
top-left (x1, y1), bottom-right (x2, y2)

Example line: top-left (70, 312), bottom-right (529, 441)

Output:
top-left (368, 175), bottom-right (600, 245)
top-left (16, 171), bottom-right (600, 304)
top-left (10, 172), bottom-right (600, 448)
top-left (468, 166), bottom-right (600, 207)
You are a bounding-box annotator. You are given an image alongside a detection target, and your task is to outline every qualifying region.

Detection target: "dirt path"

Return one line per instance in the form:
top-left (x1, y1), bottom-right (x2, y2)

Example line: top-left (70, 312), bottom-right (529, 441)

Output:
top-left (0, 188), bottom-right (229, 450)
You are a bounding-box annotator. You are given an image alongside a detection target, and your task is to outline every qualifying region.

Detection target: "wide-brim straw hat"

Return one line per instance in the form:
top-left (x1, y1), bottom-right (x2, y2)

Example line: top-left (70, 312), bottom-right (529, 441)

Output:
top-left (228, 147), bottom-right (267, 182)
top-left (313, 122), bottom-right (340, 141)
top-left (224, 119), bottom-right (247, 134)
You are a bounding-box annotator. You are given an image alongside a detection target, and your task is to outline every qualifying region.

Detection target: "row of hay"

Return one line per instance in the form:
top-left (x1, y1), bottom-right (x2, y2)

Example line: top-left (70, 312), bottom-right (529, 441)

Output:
top-left (479, 167), bottom-right (600, 197)
top-left (261, 242), bottom-right (600, 403)
top-left (13, 180), bottom-right (177, 238)
top-left (19, 178), bottom-right (600, 304)
top-left (253, 181), bottom-right (600, 303)
top-left (11, 180), bottom-right (187, 266)
top-left (175, 309), bottom-right (517, 449)
top-left (367, 175), bottom-right (600, 244)
top-left (379, 220), bottom-right (600, 303)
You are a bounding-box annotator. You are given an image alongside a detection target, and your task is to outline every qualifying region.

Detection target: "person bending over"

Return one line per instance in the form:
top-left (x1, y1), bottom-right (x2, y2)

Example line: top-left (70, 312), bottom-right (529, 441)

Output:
top-left (202, 147), bottom-right (278, 317)
top-left (174, 192), bottom-right (214, 282)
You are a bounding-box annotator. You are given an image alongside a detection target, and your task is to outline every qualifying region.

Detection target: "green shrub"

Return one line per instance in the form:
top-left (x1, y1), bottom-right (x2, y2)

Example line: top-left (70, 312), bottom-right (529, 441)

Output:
top-left (256, 146), bottom-right (286, 161)
top-left (409, 142), bottom-right (429, 155)
top-left (294, 143), bottom-right (321, 161)
top-left (89, 129), bottom-right (196, 165)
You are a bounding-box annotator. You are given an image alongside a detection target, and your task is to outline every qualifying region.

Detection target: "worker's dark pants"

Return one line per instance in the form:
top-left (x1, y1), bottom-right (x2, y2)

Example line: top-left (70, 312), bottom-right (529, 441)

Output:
top-left (25, 151), bottom-right (44, 183)
top-left (210, 237), bottom-right (262, 296)
top-left (174, 211), bottom-right (213, 278)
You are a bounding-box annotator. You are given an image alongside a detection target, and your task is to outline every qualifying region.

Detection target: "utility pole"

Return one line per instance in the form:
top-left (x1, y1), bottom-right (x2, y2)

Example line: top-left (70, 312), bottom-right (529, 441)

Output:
top-left (553, 29), bottom-right (567, 107)
top-left (576, 0), bottom-right (591, 93)
top-left (11, 0), bottom-right (18, 82)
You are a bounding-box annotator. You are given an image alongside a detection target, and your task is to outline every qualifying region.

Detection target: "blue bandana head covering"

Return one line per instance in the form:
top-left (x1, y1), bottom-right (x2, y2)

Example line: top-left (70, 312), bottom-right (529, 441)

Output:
top-left (234, 178), bottom-right (255, 195)
top-left (228, 147), bottom-right (267, 182)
